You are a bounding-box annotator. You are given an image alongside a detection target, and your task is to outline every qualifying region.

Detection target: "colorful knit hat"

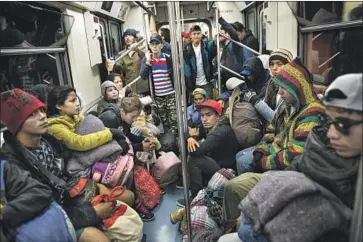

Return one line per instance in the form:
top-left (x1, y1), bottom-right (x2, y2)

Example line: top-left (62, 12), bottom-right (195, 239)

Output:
top-left (273, 58), bottom-right (317, 108)
top-left (0, 88), bottom-right (45, 134)
top-left (269, 48), bottom-right (293, 65)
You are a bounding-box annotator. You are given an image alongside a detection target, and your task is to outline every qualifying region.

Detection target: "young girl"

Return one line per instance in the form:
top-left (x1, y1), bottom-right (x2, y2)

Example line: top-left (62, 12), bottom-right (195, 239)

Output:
top-left (108, 72), bottom-right (132, 99)
top-left (97, 80), bottom-right (119, 115)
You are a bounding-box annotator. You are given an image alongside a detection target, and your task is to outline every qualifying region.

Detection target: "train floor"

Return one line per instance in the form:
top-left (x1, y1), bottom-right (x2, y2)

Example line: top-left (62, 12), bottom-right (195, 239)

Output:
top-left (143, 184), bottom-right (184, 242)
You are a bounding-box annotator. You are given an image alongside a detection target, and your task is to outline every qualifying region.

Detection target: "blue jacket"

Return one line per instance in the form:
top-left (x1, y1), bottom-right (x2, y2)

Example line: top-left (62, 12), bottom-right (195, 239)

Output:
top-left (183, 40), bottom-right (217, 91)
top-left (187, 104), bottom-right (202, 127)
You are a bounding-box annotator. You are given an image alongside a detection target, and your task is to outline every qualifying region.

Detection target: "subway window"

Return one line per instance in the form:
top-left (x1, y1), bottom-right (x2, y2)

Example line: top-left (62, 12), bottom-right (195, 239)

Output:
top-left (302, 2), bottom-right (363, 85)
top-left (0, 2), bottom-right (73, 92)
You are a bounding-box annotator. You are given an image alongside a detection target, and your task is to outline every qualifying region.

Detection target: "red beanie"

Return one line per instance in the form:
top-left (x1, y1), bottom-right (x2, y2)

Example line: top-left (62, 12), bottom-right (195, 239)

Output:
top-left (0, 88), bottom-right (45, 134)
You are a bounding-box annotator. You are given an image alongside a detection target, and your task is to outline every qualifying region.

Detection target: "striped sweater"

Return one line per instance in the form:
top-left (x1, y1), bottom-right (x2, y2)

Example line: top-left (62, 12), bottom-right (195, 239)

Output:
top-left (254, 59), bottom-right (325, 171)
top-left (151, 53), bottom-right (174, 96)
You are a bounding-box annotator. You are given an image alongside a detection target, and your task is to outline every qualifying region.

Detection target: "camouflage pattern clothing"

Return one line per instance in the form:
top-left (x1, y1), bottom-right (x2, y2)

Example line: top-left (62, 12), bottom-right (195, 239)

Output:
top-left (154, 93), bottom-right (178, 137)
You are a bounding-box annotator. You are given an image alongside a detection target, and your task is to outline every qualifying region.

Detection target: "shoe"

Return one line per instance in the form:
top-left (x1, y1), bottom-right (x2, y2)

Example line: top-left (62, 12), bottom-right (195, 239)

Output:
top-left (135, 202), bottom-right (155, 222)
top-left (160, 188), bottom-right (166, 195)
top-left (170, 208), bottom-right (185, 224)
top-left (141, 234), bottom-right (146, 242)
top-left (176, 198), bottom-right (186, 208)
top-left (138, 211), bottom-right (155, 222)
top-left (178, 211), bottom-right (187, 234)
top-left (175, 179), bottom-right (184, 189)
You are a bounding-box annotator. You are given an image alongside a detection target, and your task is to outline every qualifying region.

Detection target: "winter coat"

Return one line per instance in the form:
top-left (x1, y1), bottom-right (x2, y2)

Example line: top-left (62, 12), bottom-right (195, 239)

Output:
top-left (184, 40), bottom-right (217, 91)
top-left (239, 171), bottom-right (352, 242)
top-left (96, 99), bottom-right (116, 115)
top-left (254, 60), bottom-right (325, 171)
top-left (187, 104), bottom-right (202, 128)
top-left (98, 105), bottom-right (144, 152)
top-left (1, 131), bottom-right (101, 230)
top-left (190, 118), bottom-right (240, 170)
top-left (113, 45), bottom-right (149, 94)
top-left (219, 17), bottom-right (244, 85)
top-left (47, 114), bottom-right (113, 152)
top-left (287, 125), bottom-right (360, 208)
top-left (242, 56), bottom-right (270, 99)
top-left (241, 30), bottom-right (259, 52)
top-left (139, 52), bottom-right (174, 97)
top-left (1, 158), bottom-right (53, 229)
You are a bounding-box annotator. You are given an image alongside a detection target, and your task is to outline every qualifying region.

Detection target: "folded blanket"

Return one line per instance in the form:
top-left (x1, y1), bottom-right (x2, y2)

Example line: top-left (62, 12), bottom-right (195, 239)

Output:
top-left (67, 115), bottom-right (122, 176)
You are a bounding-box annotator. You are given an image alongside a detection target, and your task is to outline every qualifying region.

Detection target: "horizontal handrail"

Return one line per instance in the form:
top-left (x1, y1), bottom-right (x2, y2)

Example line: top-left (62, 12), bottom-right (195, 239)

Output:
top-left (135, 1), bottom-right (155, 16)
top-left (114, 38), bottom-right (146, 63)
top-left (81, 96), bottom-right (103, 115)
top-left (0, 47), bottom-right (66, 56)
top-left (218, 32), bottom-right (261, 55)
top-left (220, 64), bottom-right (245, 80)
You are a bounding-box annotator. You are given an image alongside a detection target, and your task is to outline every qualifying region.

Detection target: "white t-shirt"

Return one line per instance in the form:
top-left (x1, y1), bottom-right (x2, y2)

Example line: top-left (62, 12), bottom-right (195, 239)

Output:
top-left (192, 44), bottom-right (208, 86)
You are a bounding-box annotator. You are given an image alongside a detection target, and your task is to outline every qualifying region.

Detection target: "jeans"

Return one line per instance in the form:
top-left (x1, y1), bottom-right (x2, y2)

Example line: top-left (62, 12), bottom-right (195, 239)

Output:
top-left (238, 213), bottom-right (268, 242)
top-left (236, 146), bottom-right (257, 175)
top-left (197, 82), bottom-right (214, 100)
top-left (188, 155), bottom-right (221, 198)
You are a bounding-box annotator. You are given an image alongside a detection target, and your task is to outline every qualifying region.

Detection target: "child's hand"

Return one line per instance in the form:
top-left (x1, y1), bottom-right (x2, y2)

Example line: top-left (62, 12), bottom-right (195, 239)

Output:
top-left (130, 127), bottom-right (143, 137)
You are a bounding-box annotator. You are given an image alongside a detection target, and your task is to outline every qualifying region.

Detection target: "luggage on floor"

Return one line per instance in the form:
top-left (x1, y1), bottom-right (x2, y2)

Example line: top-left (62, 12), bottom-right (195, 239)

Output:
top-left (152, 152), bottom-right (181, 188)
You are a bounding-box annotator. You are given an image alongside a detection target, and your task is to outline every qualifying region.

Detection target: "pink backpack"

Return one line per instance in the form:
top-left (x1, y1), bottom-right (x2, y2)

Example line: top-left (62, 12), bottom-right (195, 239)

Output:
top-left (152, 152), bottom-right (181, 188)
top-left (92, 138), bottom-right (134, 187)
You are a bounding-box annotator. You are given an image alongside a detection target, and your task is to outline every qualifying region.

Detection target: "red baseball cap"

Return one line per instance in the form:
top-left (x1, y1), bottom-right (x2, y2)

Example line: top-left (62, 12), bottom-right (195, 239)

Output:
top-left (182, 32), bottom-right (191, 38)
top-left (195, 99), bottom-right (222, 116)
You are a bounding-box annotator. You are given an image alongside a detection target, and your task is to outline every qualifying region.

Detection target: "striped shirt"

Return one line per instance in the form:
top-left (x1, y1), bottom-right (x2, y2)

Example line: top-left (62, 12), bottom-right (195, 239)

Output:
top-left (151, 53), bottom-right (175, 96)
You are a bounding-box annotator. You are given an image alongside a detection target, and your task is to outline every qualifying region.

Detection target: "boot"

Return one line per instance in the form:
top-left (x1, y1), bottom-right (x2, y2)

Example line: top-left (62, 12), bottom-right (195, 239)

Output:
top-left (178, 211), bottom-right (188, 234)
top-left (170, 207), bottom-right (185, 224)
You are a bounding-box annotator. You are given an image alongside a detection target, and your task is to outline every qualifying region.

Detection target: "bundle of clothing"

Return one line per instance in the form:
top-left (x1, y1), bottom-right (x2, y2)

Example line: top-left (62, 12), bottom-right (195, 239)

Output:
top-left (182, 168), bottom-right (236, 242)
top-left (66, 115), bottom-right (132, 187)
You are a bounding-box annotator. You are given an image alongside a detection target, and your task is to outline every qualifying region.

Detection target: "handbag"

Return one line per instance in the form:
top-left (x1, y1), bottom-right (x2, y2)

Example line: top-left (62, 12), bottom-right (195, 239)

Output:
top-left (91, 186), bottom-right (143, 242)
top-left (134, 166), bottom-right (161, 210)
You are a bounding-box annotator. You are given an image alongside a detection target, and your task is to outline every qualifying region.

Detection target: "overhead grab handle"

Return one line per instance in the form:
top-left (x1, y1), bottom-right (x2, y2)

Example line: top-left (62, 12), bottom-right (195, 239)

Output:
top-left (218, 32), bottom-right (261, 56)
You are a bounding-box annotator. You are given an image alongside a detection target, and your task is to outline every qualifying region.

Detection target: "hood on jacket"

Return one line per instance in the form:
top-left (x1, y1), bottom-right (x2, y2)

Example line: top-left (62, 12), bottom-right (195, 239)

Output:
top-left (241, 56), bottom-right (267, 94)
top-left (29, 84), bottom-right (49, 104)
top-left (47, 115), bottom-right (84, 131)
top-left (273, 57), bottom-right (318, 111)
top-left (294, 125), bottom-right (360, 208)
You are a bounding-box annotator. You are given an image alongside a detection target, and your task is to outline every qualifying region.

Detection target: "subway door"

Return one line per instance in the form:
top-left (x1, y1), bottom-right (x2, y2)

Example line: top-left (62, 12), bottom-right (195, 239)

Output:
top-left (98, 17), bottom-right (110, 83)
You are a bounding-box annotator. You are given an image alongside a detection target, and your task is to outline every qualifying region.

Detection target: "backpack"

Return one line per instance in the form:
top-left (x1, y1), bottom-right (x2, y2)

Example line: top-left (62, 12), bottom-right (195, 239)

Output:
top-left (92, 137), bottom-right (134, 188)
top-left (0, 160), bottom-right (76, 242)
top-left (152, 152), bottom-right (181, 188)
top-left (134, 166), bottom-right (161, 210)
top-left (228, 90), bottom-right (263, 149)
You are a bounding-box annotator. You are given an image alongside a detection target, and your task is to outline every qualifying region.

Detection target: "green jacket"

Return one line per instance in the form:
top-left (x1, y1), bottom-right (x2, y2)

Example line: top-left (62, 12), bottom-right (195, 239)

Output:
top-left (113, 46), bottom-right (149, 94)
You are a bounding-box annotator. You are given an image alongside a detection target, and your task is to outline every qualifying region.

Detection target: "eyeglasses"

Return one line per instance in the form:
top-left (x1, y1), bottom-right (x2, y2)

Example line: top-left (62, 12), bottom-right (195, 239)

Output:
top-left (318, 113), bottom-right (363, 135)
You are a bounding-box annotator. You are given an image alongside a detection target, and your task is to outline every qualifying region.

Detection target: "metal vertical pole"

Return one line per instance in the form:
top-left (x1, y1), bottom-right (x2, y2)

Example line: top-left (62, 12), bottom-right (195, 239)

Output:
top-left (167, 2), bottom-right (192, 241)
top-left (215, 6), bottom-right (222, 94)
top-left (175, 1), bottom-right (188, 134)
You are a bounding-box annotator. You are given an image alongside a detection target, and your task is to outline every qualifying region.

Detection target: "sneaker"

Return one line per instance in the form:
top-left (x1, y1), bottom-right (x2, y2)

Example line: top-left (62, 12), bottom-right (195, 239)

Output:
top-left (175, 178), bottom-right (184, 189)
top-left (176, 198), bottom-right (186, 208)
top-left (139, 211), bottom-right (155, 222)
top-left (160, 188), bottom-right (166, 195)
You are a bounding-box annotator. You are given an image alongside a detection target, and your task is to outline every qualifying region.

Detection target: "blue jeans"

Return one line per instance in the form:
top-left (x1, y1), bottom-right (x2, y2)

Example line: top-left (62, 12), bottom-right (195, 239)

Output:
top-left (236, 146), bottom-right (257, 175)
top-left (238, 213), bottom-right (268, 242)
top-left (197, 82), bottom-right (214, 100)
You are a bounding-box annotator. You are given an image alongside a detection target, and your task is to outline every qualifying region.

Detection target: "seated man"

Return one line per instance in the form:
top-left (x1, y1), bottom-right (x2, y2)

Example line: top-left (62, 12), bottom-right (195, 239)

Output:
top-left (236, 58), bottom-right (325, 175)
top-left (0, 153), bottom-right (54, 241)
top-left (223, 73), bottom-right (362, 225)
top-left (187, 88), bottom-right (206, 129)
top-left (176, 100), bottom-right (240, 207)
top-left (222, 73), bottom-right (362, 242)
top-left (0, 89), bottom-right (112, 242)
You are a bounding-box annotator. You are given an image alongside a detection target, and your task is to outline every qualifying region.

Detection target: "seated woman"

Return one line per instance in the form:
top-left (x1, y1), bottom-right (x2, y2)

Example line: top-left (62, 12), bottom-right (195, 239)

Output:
top-left (97, 81), bottom-right (119, 115)
top-left (98, 96), bottom-right (158, 221)
top-left (176, 100), bottom-right (240, 207)
top-left (108, 72), bottom-right (132, 99)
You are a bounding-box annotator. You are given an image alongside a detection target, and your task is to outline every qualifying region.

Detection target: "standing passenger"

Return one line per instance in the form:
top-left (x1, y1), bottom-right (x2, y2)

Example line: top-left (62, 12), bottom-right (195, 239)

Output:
top-left (184, 25), bottom-right (217, 100)
top-left (113, 29), bottom-right (149, 95)
top-left (140, 34), bottom-right (178, 137)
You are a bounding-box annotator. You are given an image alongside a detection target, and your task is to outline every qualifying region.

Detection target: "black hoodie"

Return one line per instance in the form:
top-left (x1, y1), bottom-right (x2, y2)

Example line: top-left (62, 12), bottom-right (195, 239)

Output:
top-left (241, 56), bottom-right (269, 98)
